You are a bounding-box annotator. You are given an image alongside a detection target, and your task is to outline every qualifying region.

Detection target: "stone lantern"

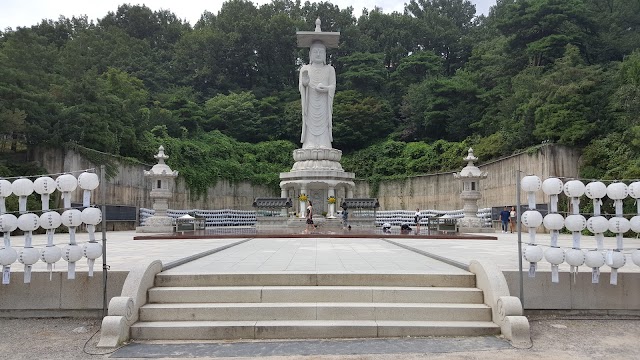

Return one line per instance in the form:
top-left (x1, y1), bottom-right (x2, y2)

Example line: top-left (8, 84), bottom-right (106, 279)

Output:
top-left (136, 146), bottom-right (178, 233)
top-left (453, 148), bottom-right (488, 231)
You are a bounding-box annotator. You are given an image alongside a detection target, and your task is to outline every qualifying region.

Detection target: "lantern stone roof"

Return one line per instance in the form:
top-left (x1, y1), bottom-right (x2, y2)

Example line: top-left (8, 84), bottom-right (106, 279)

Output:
top-left (297, 18), bottom-right (340, 48)
top-left (453, 148), bottom-right (488, 179)
top-left (144, 145), bottom-right (179, 177)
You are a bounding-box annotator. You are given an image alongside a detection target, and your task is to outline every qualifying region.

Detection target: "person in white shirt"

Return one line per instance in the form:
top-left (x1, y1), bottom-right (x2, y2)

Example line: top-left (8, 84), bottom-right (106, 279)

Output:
top-left (414, 208), bottom-right (421, 234)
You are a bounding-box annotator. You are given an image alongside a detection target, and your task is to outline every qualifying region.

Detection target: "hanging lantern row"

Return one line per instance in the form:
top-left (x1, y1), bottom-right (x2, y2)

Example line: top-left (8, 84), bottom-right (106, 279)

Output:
top-left (0, 171), bottom-right (101, 285)
top-left (520, 176), bottom-right (640, 286)
top-left (0, 208), bottom-right (103, 284)
top-left (0, 171), bottom-right (99, 215)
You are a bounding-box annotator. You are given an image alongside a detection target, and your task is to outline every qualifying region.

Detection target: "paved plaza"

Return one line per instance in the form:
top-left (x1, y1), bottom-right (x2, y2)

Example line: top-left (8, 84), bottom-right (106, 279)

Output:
top-left (9, 229), bottom-right (640, 274)
top-left (2, 229), bottom-right (640, 359)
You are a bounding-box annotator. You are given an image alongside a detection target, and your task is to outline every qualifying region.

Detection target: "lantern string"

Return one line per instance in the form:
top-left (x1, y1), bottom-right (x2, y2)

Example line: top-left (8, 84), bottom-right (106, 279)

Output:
top-left (0, 168), bottom-right (96, 181)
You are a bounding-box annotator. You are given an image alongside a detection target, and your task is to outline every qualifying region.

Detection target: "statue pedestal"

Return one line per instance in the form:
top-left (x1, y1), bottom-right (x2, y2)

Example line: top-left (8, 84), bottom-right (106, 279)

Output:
top-left (136, 216), bottom-right (174, 233)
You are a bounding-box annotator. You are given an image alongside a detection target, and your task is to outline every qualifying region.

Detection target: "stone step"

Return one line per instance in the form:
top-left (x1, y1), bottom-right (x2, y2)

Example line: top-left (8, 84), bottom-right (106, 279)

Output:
top-left (139, 303), bottom-right (492, 322)
top-left (154, 273), bottom-right (475, 288)
top-left (148, 286), bottom-right (484, 304)
top-left (131, 320), bottom-right (501, 340)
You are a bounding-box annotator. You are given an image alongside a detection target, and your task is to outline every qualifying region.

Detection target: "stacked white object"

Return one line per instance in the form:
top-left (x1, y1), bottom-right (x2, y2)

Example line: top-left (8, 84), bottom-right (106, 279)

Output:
top-left (0, 171), bottom-right (102, 284)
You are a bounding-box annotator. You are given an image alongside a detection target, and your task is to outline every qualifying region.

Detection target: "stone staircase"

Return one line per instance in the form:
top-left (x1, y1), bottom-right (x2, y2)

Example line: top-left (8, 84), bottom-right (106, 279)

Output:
top-left (130, 272), bottom-right (500, 340)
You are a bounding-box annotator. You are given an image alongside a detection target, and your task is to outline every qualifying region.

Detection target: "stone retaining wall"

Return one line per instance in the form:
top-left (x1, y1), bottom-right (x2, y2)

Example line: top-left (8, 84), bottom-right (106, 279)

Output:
top-left (30, 144), bottom-right (580, 211)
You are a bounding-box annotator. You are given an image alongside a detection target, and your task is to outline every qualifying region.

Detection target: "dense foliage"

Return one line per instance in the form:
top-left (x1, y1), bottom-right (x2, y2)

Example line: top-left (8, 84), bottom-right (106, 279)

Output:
top-left (1, 0), bottom-right (639, 195)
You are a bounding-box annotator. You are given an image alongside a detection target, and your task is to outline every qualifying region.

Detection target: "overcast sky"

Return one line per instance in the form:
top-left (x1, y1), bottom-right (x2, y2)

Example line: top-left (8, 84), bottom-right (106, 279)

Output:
top-left (1, 0), bottom-right (496, 31)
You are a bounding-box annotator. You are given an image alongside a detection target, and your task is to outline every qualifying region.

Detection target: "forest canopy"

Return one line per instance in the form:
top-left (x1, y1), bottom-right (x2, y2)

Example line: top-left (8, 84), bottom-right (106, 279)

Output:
top-left (1, 0), bottom-right (640, 194)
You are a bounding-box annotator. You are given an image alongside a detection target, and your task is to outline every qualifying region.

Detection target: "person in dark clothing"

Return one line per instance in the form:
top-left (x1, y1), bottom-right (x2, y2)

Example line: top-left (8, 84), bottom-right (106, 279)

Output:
top-left (499, 206), bottom-right (510, 233)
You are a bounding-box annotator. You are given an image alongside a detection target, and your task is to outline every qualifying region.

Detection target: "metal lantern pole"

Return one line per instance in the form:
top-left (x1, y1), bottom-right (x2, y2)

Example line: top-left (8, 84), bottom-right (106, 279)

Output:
top-left (101, 165), bottom-right (108, 317)
top-left (516, 169), bottom-right (524, 307)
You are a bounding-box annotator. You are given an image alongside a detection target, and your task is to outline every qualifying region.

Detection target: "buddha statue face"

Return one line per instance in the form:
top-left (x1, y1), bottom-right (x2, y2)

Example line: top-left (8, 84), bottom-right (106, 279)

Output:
top-left (310, 42), bottom-right (326, 65)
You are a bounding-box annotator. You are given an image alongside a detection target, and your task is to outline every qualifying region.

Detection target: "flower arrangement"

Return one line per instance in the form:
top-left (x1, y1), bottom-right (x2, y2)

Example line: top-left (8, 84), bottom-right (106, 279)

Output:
top-left (327, 196), bottom-right (336, 204)
top-left (298, 193), bottom-right (308, 201)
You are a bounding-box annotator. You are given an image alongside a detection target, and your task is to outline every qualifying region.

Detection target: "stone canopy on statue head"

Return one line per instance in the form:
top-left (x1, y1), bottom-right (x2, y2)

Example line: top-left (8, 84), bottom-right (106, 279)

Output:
top-left (296, 18), bottom-right (340, 48)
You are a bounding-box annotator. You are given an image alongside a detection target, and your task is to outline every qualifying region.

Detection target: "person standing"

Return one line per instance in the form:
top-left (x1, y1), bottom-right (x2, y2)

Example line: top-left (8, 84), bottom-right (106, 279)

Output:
top-left (341, 203), bottom-right (349, 230)
top-left (414, 208), bottom-right (421, 234)
top-left (500, 206), bottom-right (510, 233)
top-left (305, 201), bottom-right (314, 233)
top-left (509, 206), bottom-right (517, 233)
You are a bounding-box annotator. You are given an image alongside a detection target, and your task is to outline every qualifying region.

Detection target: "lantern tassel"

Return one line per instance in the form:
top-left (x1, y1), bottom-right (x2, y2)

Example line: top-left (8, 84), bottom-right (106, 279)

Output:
top-left (551, 265), bottom-right (559, 283)
top-left (88, 258), bottom-right (94, 277)
top-left (610, 268), bottom-right (618, 285)
top-left (18, 196), bottom-right (27, 214)
top-left (24, 265), bottom-right (32, 284)
top-left (83, 190), bottom-right (91, 208)
top-left (591, 268), bottom-right (600, 284)
top-left (596, 233), bottom-right (604, 251)
top-left (528, 262), bottom-right (537, 278)
top-left (68, 262), bottom-right (76, 280)
top-left (550, 195), bottom-right (558, 213)
top-left (48, 263), bottom-right (53, 281)
top-left (42, 193), bottom-right (50, 211)
top-left (2, 265), bottom-right (10, 284)
top-left (550, 230), bottom-right (559, 247)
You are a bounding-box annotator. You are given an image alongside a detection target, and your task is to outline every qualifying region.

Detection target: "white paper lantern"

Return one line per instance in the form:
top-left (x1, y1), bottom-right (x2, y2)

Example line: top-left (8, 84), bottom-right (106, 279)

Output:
top-left (40, 245), bottom-right (62, 280)
top-left (83, 242), bottom-right (102, 259)
top-left (12, 178), bottom-right (34, 197)
top-left (18, 246), bottom-right (40, 283)
top-left (542, 178), bottom-right (563, 195)
top-left (55, 174), bottom-right (78, 192)
top-left (12, 178), bottom-right (34, 213)
top-left (606, 251), bottom-right (626, 285)
top-left (587, 216), bottom-right (609, 234)
top-left (585, 250), bottom-right (605, 284)
top-left (632, 249), bottom-right (640, 267)
top-left (565, 248), bottom-right (585, 274)
top-left (628, 181), bottom-right (640, 199)
top-left (606, 182), bottom-right (628, 200)
top-left (565, 215), bottom-right (586, 232)
top-left (63, 244), bottom-right (83, 280)
top-left (630, 216), bottom-right (640, 233)
top-left (78, 172), bottom-right (99, 190)
top-left (33, 176), bottom-right (56, 211)
top-left (39, 211), bottom-right (62, 230)
top-left (0, 213), bottom-right (18, 233)
top-left (78, 172), bottom-right (99, 207)
top-left (81, 208), bottom-right (102, 225)
top-left (63, 244), bottom-right (83, 262)
top-left (17, 213), bottom-right (40, 232)
top-left (0, 179), bottom-right (12, 197)
top-left (0, 179), bottom-right (12, 215)
top-left (61, 209), bottom-right (83, 227)
top-left (18, 247), bottom-right (39, 265)
top-left (56, 174), bottom-right (77, 209)
top-left (585, 181), bottom-right (607, 199)
top-left (609, 217), bottom-right (631, 233)
top-left (83, 241), bottom-right (102, 277)
top-left (40, 246), bottom-right (62, 263)
top-left (521, 176), bottom-right (542, 192)
top-left (543, 213), bottom-right (564, 230)
top-left (564, 180), bottom-right (585, 197)
top-left (0, 247), bottom-right (17, 265)
top-left (524, 245), bottom-right (543, 262)
top-left (33, 176), bottom-right (56, 195)
top-left (588, 215), bottom-right (609, 250)
top-left (544, 247), bottom-right (565, 283)
top-left (524, 245), bottom-right (543, 278)
top-left (521, 210), bottom-right (543, 228)
top-left (607, 251), bottom-right (625, 268)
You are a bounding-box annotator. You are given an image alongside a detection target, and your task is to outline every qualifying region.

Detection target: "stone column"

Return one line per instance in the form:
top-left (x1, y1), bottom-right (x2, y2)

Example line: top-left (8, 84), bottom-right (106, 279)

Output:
top-left (300, 185), bottom-right (308, 218)
top-left (280, 187), bottom-right (288, 217)
top-left (327, 186), bottom-right (336, 218)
